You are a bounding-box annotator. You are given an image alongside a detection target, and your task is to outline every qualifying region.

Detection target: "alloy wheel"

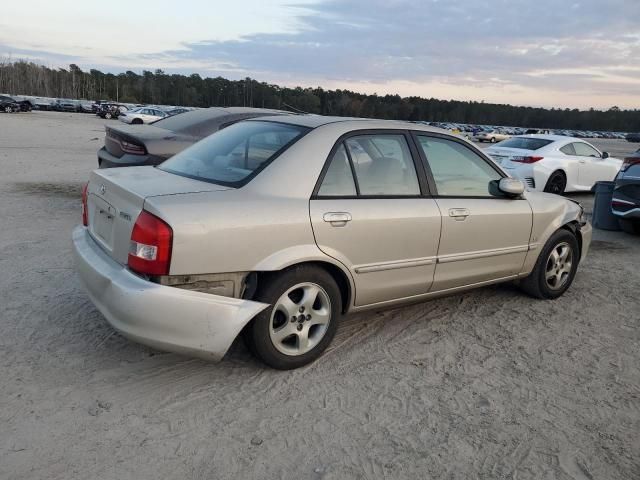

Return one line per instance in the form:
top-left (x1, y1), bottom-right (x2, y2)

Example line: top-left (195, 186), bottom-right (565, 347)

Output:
top-left (545, 242), bottom-right (573, 290)
top-left (269, 282), bottom-right (332, 356)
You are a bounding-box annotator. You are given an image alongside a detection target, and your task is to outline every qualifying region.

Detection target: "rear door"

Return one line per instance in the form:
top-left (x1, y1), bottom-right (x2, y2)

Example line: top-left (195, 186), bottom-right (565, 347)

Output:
top-left (309, 131), bottom-right (441, 306)
top-left (413, 133), bottom-right (532, 291)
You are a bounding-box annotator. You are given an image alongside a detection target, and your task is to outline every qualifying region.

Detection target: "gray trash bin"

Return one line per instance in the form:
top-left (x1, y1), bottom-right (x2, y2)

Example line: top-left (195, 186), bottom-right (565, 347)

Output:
top-left (592, 181), bottom-right (620, 230)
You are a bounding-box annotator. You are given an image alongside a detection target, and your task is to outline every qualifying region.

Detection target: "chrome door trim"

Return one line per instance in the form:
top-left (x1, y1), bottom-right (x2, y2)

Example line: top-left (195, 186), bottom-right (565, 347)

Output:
top-left (436, 244), bottom-right (530, 264)
top-left (354, 256), bottom-right (436, 274)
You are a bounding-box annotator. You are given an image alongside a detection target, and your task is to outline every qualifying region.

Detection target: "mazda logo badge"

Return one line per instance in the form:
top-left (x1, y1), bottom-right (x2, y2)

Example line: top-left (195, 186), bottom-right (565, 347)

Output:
top-left (100, 184), bottom-right (106, 195)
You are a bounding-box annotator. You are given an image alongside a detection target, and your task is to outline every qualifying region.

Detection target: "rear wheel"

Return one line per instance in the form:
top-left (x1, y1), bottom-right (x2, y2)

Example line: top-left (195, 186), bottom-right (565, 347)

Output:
top-left (132, 118), bottom-right (143, 125)
top-left (619, 218), bottom-right (640, 235)
top-left (490, 137), bottom-right (496, 143)
top-left (4, 106), bottom-right (12, 113)
top-left (544, 171), bottom-right (567, 195)
top-left (520, 229), bottom-right (579, 299)
top-left (104, 112), bottom-right (112, 119)
top-left (245, 265), bottom-right (341, 369)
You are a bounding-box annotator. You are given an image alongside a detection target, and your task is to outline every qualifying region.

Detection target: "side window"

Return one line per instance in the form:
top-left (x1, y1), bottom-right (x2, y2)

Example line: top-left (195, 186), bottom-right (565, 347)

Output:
top-left (318, 144), bottom-right (357, 196)
top-left (344, 134), bottom-right (420, 196)
top-left (573, 142), bottom-right (600, 158)
top-left (417, 135), bottom-right (501, 197)
top-left (560, 144), bottom-right (576, 155)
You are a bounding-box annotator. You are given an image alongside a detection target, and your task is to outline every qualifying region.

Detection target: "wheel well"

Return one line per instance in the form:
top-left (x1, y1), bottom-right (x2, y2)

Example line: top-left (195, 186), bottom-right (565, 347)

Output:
top-left (252, 261), bottom-right (352, 313)
top-left (561, 221), bottom-right (582, 258)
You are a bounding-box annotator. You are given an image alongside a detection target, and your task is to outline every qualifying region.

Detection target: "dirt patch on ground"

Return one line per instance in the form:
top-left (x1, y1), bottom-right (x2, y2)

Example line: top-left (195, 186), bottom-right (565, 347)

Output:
top-left (0, 112), bottom-right (639, 480)
top-left (12, 181), bottom-right (84, 198)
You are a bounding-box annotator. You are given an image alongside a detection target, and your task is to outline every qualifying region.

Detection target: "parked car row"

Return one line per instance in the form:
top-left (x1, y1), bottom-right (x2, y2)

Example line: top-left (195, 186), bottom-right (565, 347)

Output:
top-left (414, 121), bottom-right (630, 142)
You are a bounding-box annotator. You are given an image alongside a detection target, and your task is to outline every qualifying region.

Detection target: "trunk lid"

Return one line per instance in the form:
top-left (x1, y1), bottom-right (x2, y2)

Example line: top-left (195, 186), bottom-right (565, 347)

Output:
top-left (86, 166), bottom-right (229, 265)
top-left (485, 147), bottom-right (535, 169)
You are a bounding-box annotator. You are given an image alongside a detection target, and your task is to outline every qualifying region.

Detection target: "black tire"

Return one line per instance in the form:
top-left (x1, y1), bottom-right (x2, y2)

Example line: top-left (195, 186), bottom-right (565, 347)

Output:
top-left (543, 170), bottom-right (567, 195)
top-left (490, 137), bottom-right (496, 143)
top-left (4, 106), bottom-right (12, 113)
top-left (619, 219), bottom-right (640, 235)
top-left (104, 112), bottom-right (112, 119)
top-left (520, 229), bottom-right (579, 299)
top-left (132, 118), bottom-right (143, 125)
top-left (245, 265), bottom-right (342, 369)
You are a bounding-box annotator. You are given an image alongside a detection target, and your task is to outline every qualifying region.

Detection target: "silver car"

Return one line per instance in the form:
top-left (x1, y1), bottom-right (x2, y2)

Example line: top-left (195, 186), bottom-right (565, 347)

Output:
top-left (73, 116), bottom-right (592, 369)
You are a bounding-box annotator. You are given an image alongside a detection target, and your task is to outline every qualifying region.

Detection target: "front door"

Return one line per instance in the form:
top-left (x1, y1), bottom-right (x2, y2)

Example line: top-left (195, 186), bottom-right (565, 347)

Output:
top-left (572, 142), bottom-right (608, 188)
top-left (414, 134), bottom-right (532, 291)
top-left (310, 132), bottom-right (441, 306)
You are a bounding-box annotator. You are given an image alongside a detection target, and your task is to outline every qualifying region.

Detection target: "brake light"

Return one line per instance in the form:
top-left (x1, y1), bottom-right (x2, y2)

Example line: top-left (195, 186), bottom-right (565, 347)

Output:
top-left (512, 156), bottom-right (544, 164)
top-left (128, 211), bottom-right (173, 276)
top-left (120, 139), bottom-right (145, 155)
top-left (621, 156), bottom-right (640, 172)
top-left (81, 182), bottom-right (89, 226)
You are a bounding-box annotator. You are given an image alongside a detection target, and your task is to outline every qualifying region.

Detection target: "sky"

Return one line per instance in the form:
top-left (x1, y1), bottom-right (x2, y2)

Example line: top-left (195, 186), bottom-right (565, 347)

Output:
top-left (1, 0), bottom-right (639, 110)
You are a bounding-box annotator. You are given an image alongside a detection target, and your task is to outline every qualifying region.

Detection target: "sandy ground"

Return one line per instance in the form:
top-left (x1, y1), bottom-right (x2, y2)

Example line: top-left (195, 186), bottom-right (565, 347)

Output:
top-left (1, 111), bottom-right (639, 480)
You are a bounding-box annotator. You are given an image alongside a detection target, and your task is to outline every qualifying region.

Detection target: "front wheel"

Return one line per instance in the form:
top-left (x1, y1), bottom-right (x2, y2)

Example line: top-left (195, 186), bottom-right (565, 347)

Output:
top-left (245, 265), bottom-right (342, 369)
top-left (490, 137), bottom-right (496, 143)
top-left (4, 106), bottom-right (12, 113)
top-left (520, 229), bottom-right (579, 299)
top-left (104, 112), bottom-right (112, 119)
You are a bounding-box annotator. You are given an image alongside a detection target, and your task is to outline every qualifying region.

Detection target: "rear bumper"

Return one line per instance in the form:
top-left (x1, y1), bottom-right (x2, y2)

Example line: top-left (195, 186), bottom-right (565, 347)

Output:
top-left (72, 226), bottom-right (269, 361)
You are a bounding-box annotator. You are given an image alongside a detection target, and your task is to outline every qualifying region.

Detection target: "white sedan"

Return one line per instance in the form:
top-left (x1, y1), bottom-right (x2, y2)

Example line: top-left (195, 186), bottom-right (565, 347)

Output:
top-left (118, 107), bottom-right (168, 125)
top-left (485, 135), bottom-right (622, 194)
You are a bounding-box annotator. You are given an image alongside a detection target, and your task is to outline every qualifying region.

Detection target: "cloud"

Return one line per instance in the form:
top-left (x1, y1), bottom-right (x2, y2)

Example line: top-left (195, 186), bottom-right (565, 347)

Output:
top-left (2, 0), bottom-right (639, 108)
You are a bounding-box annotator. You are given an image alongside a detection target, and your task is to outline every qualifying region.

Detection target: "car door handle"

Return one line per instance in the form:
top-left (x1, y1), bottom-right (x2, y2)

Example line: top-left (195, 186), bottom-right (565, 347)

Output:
top-left (449, 208), bottom-right (470, 220)
top-left (323, 212), bottom-right (352, 226)
top-left (579, 159), bottom-right (586, 164)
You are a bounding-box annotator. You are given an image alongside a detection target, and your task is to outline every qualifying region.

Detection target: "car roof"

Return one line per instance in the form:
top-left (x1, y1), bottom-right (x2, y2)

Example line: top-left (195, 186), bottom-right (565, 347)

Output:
top-left (252, 115), bottom-right (447, 133)
top-left (512, 134), bottom-right (585, 142)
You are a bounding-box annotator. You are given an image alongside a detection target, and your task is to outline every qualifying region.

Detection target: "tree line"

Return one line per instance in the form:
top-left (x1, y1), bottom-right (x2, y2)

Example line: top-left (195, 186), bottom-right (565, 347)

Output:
top-left (1, 60), bottom-right (638, 132)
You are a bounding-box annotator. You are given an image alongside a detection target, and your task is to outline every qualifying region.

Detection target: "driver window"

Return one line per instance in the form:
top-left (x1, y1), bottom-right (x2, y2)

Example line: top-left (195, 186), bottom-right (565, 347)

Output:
top-left (416, 135), bottom-right (501, 197)
top-left (573, 142), bottom-right (600, 158)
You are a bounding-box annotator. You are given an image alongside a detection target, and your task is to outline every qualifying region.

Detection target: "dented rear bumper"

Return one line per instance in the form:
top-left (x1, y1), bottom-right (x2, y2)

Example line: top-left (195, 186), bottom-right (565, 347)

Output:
top-left (72, 226), bottom-right (268, 361)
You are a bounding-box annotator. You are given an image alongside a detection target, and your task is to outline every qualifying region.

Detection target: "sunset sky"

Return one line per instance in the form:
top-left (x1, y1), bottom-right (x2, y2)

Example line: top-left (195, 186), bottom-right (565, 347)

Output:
top-left (1, 0), bottom-right (639, 109)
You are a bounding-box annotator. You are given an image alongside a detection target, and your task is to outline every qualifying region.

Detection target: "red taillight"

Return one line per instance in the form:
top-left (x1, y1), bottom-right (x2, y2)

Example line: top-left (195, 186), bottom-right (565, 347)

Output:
top-left (81, 182), bottom-right (89, 226)
top-left (120, 139), bottom-right (145, 155)
top-left (128, 211), bottom-right (173, 276)
top-left (512, 156), bottom-right (544, 164)
top-left (621, 156), bottom-right (640, 172)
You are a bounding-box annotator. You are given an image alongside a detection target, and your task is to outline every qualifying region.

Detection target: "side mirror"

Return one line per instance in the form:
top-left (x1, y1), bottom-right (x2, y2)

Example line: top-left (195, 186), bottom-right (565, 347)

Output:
top-left (498, 178), bottom-right (525, 197)
top-left (602, 151), bottom-right (609, 159)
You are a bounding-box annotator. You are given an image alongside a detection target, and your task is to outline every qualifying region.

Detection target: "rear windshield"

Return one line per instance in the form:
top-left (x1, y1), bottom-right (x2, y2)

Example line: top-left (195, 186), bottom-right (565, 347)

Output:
top-left (151, 108), bottom-right (228, 134)
top-left (159, 121), bottom-right (309, 187)
top-left (497, 137), bottom-right (553, 150)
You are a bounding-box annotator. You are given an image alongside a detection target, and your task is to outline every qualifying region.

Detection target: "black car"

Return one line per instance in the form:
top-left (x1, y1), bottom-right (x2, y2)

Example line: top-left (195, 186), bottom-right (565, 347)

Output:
top-left (0, 95), bottom-right (22, 113)
top-left (626, 133), bottom-right (640, 143)
top-left (96, 103), bottom-right (129, 119)
top-left (97, 107), bottom-right (292, 168)
top-left (612, 149), bottom-right (640, 234)
top-left (13, 99), bottom-right (34, 112)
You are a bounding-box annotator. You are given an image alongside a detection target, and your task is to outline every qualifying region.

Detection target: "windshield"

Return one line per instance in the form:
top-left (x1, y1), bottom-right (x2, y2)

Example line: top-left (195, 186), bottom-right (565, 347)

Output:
top-left (159, 121), bottom-right (309, 186)
top-left (497, 137), bottom-right (553, 150)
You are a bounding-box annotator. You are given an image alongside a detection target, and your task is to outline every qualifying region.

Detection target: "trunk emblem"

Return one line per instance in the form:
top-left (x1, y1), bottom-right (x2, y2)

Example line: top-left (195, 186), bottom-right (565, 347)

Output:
top-left (100, 184), bottom-right (106, 195)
